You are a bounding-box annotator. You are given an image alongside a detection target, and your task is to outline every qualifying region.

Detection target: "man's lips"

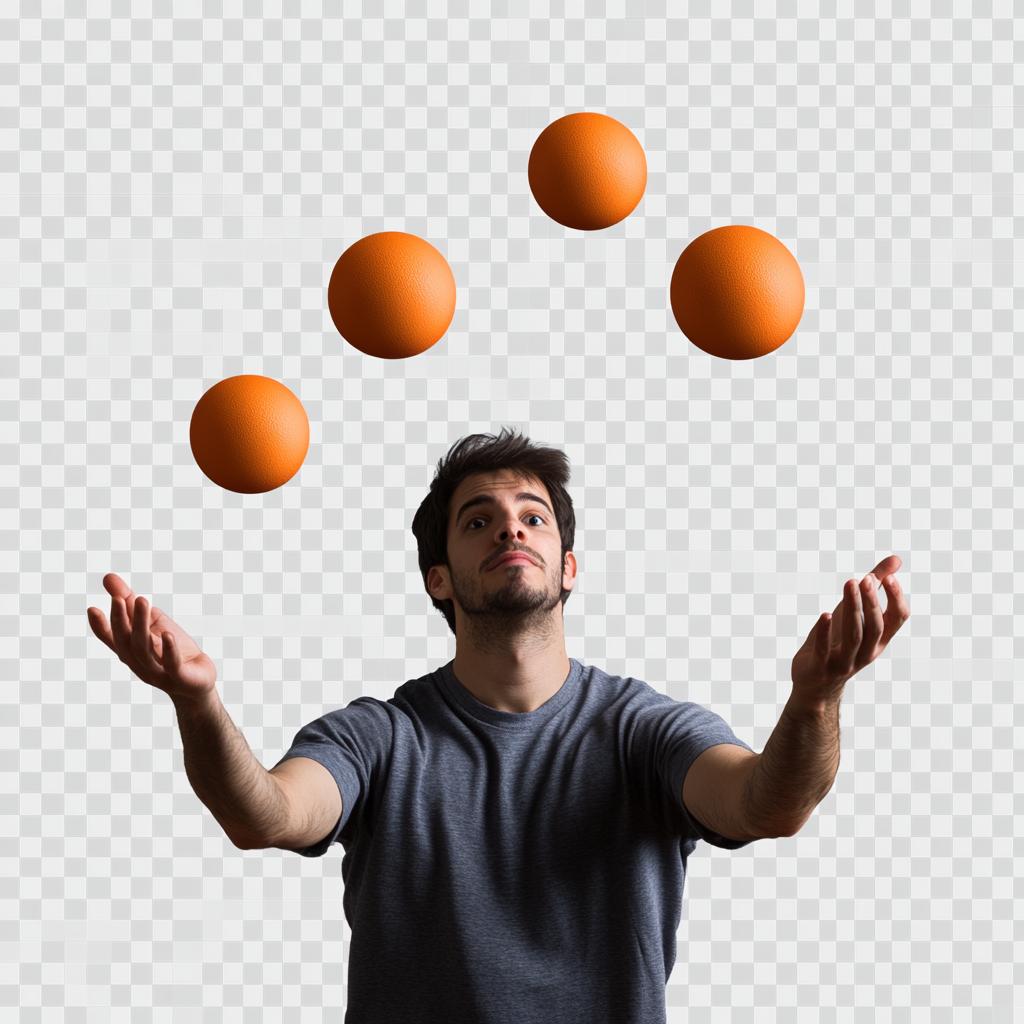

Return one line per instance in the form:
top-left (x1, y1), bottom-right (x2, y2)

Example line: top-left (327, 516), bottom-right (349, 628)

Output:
top-left (490, 552), bottom-right (538, 569)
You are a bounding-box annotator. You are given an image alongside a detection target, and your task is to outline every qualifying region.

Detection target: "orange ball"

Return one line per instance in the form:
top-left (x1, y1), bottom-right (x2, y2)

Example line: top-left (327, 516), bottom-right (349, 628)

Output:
top-left (327, 232), bottom-right (457, 359)
top-left (189, 375), bottom-right (310, 494)
top-left (527, 112), bottom-right (647, 230)
top-left (670, 225), bottom-right (805, 360)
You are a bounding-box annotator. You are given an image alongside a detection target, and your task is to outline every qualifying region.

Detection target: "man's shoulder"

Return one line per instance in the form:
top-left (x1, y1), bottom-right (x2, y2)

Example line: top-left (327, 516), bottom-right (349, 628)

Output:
top-left (299, 668), bottom-right (444, 731)
top-left (387, 667), bottom-right (444, 708)
top-left (575, 663), bottom-right (725, 731)
top-left (575, 661), bottom-right (669, 702)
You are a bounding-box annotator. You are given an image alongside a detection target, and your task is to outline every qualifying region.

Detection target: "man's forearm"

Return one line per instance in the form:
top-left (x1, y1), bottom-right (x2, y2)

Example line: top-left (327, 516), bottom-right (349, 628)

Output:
top-left (171, 690), bottom-right (290, 849)
top-left (743, 693), bottom-right (843, 838)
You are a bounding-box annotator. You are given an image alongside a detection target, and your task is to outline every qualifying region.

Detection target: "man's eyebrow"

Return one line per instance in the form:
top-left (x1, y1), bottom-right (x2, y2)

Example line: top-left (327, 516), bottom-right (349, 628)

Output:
top-left (454, 492), bottom-right (554, 524)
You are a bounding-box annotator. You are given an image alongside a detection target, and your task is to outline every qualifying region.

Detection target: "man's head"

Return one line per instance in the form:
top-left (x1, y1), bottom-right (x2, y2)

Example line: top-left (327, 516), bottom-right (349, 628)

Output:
top-left (411, 430), bottom-right (577, 636)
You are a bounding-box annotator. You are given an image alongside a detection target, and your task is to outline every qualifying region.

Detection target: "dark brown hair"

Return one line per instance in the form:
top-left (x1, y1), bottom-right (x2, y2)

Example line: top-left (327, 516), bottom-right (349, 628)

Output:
top-left (411, 429), bottom-right (576, 634)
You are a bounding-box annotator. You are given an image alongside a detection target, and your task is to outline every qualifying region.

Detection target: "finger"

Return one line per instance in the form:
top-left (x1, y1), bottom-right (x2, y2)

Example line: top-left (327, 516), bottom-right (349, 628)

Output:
top-left (840, 578), bottom-right (863, 671)
top-left (109, 595), bottom-right (133, 654)
top-left (868, 554), bottom-right (902, 580)
top-left (130, 596), bottom-right (159, 671)
top-left (879, 574), bottom-right (910, 643)
top-left (827, 580), bottom-right (850, 641)
top-left (858, 573), bottom-right (884, 663)
top-left (148, 605), bottom-right (175, 639)
top-left (86, 607), bottom-right (116, 651)
top-left (814, 611), bottom-right (832, 662)
top-left (102, 573), bottom-right (133, 600)
top-left (103, 573), bottom-right (136, 617)
top-left (149, 607), bottom-right (183, 664)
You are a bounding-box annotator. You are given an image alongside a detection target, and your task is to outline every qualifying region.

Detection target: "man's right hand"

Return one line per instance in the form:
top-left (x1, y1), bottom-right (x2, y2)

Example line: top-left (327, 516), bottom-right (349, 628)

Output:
top-left (87, 573), bottom-right (217, 703)
top-left (86, 573), bottom-right (339, 852)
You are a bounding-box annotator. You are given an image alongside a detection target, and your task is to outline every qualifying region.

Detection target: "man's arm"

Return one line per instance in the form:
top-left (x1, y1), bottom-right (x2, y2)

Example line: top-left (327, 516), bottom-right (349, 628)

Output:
top-left (174, 691), bottom-right (342, 850)
top-left (683, 698), bottom-right (844, 842)
top-left (87, 573), bottom-right (341, 850)
top-left (683, 556), bottom-right (910, 841)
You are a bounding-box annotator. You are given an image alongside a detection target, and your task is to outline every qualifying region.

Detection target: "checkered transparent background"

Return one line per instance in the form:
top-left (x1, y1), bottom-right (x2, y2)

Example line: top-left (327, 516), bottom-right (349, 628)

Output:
top-left (3, 3), bottom-right (1021, 1021)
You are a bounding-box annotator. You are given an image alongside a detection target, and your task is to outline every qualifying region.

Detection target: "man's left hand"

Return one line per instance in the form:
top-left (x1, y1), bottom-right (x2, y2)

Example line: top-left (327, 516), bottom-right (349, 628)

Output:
top-left (791, 554), bottom-right (910, 707)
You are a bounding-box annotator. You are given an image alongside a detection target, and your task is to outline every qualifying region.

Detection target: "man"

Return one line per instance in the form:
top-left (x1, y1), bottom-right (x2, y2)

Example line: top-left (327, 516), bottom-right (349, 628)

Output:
top-left (87, 429), bottom-right (909, 1023)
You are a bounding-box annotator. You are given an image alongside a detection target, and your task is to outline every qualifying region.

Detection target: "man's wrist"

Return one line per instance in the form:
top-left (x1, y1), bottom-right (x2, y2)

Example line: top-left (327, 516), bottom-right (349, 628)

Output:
top-left (786, 685), bottom-right (844, 719)
top-left (170, 685), bottom-right (222, 720)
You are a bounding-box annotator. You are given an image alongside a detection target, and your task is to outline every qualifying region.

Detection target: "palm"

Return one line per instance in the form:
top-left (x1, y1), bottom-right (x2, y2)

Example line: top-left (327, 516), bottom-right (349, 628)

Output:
top-left (791, 555), bottom-right (909, 701)
top-left (146, 606), bottom-right (216, 689)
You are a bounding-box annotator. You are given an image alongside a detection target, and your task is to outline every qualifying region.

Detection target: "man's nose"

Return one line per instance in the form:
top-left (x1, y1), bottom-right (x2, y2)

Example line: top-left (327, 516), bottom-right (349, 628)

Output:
top-left (495, 515), bottom-right (525, 543)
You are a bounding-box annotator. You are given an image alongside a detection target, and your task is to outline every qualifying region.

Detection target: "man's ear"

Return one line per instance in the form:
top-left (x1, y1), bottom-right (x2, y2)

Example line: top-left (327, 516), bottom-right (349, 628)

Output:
top-left (427, 565), bottom-right (453, 601)
top-left (562, 552), bottom-right (577, 593)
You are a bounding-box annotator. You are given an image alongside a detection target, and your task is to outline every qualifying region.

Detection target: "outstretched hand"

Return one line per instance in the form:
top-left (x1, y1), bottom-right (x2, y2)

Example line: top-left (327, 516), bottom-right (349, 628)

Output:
top-left (791, 555), bottom-right (910, 706)
top-left (86, 574), bottom-right (217, 702)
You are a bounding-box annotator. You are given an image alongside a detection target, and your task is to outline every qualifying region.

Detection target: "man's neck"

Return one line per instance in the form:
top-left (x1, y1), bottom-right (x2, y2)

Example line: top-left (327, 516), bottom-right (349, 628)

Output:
top-left (450, 619), bottom-right (571, 713)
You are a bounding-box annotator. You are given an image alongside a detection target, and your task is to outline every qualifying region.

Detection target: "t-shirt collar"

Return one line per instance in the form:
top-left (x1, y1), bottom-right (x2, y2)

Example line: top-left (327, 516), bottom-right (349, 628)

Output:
top-left (435, 658), bottom-right (584, 728)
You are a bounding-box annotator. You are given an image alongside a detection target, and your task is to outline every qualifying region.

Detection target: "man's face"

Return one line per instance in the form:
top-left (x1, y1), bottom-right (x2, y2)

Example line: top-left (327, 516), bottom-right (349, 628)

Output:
top-left (427, 470), bottom-right (576, 630)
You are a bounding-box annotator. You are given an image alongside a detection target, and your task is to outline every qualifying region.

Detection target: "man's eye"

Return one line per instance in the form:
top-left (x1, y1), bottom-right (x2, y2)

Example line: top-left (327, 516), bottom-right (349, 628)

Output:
top-left (467, 518), bottom-right (485, 529)
top-left (525, 515), bottom-right (544, 526)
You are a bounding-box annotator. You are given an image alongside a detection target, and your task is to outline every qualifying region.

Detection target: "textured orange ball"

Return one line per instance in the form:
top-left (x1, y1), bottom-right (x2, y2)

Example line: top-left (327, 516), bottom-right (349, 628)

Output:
top-left (528, 112), bottom-right (647, 230)
top-left (670, 225), bottom-right (805, 360)
top-left (189, 375), bottom-right (310, 494)
top-left (327, 232), bottom-right (457, 359)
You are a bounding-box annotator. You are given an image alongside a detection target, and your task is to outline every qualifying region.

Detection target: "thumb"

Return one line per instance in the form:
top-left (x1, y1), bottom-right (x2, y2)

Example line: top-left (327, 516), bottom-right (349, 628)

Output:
top-left (162, 631), bottom-right (182, 677)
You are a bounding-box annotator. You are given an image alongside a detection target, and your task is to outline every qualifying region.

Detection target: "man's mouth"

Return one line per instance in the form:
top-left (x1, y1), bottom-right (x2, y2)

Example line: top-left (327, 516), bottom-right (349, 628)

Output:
top-left (490, 551), bottom-right (538, 569)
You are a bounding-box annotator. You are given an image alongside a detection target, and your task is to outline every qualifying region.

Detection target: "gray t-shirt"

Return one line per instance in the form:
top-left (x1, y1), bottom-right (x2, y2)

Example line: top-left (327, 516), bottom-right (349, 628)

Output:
top-left (277, 659), bottom-right (754, 1023)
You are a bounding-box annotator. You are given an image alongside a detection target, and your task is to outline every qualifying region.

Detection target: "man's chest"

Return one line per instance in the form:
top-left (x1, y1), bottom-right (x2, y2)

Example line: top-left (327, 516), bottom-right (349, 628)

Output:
top-left (354, 720), bottom-right (674, 885)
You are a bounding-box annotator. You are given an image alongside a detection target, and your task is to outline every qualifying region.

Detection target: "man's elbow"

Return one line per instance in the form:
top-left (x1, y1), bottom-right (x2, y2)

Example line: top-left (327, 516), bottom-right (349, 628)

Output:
top-left (221, 823), bottom-right (274, 851)
top-left (745, 811), bottom-right (814, 841)
top-left (769, 813), bottom-right (814, 839)
top-left (226, 820), bottom-right (311, 852)
top-left (229, 835), bottom-right (265, 851)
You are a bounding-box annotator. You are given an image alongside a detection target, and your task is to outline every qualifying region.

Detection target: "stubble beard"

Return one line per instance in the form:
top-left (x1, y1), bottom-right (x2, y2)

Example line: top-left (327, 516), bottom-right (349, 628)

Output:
top-left (449, 561), bottom-right (565, 651)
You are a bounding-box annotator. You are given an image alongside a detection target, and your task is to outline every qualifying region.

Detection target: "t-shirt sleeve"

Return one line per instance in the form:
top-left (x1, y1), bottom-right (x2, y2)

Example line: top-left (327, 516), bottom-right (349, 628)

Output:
top-left (272, 696), bottom-right (394, 858)
top-left (629, 693), bottom-right (756, 850)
